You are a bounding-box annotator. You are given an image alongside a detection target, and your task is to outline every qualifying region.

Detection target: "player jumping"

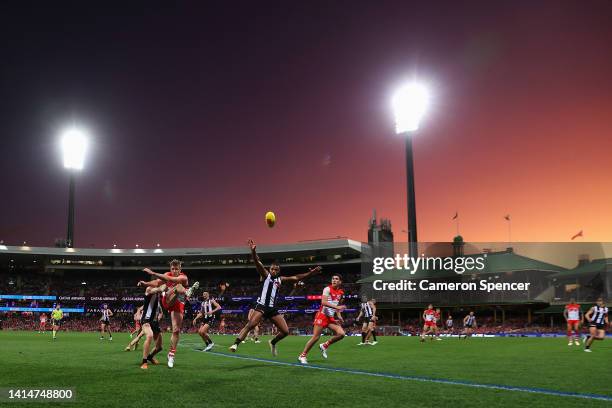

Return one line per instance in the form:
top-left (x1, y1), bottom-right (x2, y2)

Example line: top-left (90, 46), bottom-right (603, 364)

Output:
top-left (583, 298), bottom-right (609, 352)
top-left (193, 291), bottom-right (222, 351)
top-left (229, 239), bottom-right (322, 356)
top-left (99, 303), bottom-right (113, 341)
top-left (564, 298), bottom-right (582, 346)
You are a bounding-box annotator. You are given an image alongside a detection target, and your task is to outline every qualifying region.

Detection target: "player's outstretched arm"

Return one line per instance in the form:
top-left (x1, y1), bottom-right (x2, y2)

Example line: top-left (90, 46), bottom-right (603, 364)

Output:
top-left (143, 268), bottom-right (187, 285)
top-left (138, 279), bottom-right (161, 287)
top-left (282, 266), bottom-right (322, 283)
top-left (563, 308), bottom-right (568, 321)
top-left (248, 239), bottom-right (268, 279)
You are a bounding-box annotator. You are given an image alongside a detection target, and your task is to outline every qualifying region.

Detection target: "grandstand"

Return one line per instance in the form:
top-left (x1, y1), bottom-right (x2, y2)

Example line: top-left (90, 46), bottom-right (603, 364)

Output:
top-left (0, 239), bottom-right (364, 333)
top-left (2, 238), bottom-right (610, 335)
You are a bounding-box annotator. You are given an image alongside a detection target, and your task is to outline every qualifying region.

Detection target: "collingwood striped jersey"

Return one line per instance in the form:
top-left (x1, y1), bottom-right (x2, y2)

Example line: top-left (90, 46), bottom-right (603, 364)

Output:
top-left (361, 302), bottom-right (374, 318)
top-left (142, 291), bottom-right (161, 322)
top-left (465, 315), bottom-right (476, 326)
top-left (256, 274), bottom-right (282, 308)
top-left (101, 308), bottom-right (111, 321)
top-left (589, 306), bottom-right (608, 325)
top-left (201, 299), bottom-right (217, 316)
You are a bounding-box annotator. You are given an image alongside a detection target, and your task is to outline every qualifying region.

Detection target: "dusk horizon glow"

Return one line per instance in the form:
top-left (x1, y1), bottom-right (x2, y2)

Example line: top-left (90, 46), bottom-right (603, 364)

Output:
top-left (1, 2), bottom-right (611, 248)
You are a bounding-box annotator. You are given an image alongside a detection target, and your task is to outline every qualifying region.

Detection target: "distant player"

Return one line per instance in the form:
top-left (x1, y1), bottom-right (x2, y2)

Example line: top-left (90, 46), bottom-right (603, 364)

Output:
top-left (125, 306), bottom-right (144, 351)
top-left (298, 274), bottom-right (345, 364)
top-left (142, 259), bottom-right (197, 368)
top-left (583, 298), bottom-right (608, 353)
top-left (219, 317), bottom-right (226, 334)
top-left (99, 304), bottom-right (113, 341)
top-left (564, 299), bottom-right (581, 346)
top-left (461, 311), bottom-right (477, 339)
top-left (420, 304), bottom-right (436, 342)
top-left (357, 297), bottom-right (377, 345)
top-left (433, 308), bottom-right (442, 340)
top-left (130, 306), bottom-right (143, 338)
top-left (229, 239), bottom-right (322, 355)
top-left (138, 282), bottom-right (166, 369)
top-left (193, 292), bottom-right (222, 351)
top-left (246, 311), bottom-right (262, 343)
top-left (39, 313), bottom-right (47, 334)
top-left (51, 304), bottom-right (63, 340)
top-left (446, 314), bottom-right (454, 334)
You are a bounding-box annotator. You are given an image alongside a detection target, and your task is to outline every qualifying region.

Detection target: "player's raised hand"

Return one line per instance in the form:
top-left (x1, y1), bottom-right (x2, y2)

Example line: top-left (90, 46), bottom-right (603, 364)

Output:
top-left (137, 280), bottom-right (146, 287)
top-left (309, 266), bottom-right (322, 274)
top-left (247, 239), bottom-right (256, 252)
top-left (143, 268), bottom-right (154, 275)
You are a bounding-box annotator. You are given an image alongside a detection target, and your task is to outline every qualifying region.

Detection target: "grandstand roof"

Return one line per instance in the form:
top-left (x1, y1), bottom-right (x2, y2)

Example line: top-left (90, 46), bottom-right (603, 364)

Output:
top-left (0, 239), bottom-right (363, 257)
top-left (549, 258), bottom-right (612, 280)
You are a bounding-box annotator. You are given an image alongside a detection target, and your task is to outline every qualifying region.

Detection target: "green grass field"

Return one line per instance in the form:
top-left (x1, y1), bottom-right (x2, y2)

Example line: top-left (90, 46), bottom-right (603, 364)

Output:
top-left (0, 331), bottom-right (610, 407)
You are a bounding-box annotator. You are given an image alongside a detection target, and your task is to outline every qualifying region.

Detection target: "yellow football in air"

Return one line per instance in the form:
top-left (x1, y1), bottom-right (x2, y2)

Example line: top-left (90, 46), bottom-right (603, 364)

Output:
top-left (265, 211), bottom-right (276, 228)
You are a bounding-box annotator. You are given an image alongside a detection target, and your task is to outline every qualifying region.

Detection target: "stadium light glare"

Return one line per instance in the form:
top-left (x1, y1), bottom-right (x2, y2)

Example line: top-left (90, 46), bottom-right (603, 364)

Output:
top-left (61, 127), bottom-right (88, 170)
top-left (392, 82), bottom-right (430, 133)
top-left (0, 245), bottom-right (8, 250)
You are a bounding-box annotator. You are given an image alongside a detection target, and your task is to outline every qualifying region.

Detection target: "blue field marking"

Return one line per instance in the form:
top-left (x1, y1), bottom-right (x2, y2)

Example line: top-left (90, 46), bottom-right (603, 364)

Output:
top-left (206, 351), bottom-right (612, 402)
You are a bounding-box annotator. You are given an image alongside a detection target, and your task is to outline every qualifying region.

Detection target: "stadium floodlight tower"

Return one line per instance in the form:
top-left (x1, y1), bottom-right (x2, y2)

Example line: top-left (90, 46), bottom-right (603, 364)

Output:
top-left (61, 127), bottom-right (88, 248)
top-left (391, 82), bottom-right (430, 259)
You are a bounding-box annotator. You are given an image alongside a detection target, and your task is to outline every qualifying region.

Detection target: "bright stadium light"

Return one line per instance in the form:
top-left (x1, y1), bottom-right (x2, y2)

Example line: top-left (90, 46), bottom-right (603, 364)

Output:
top-left (391, 81), bottom-right (431, 259)
top-left (392, 82), bottom-right (430, 133)
top-left (60, 125), bottom-right (90, 248)
top-left (61, 127), bottom-right (88, 170)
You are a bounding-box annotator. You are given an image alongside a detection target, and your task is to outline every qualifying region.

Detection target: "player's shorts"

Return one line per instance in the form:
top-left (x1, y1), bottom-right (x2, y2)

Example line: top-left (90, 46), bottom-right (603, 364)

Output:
top-left (252, 303), bottom-right (279, 320)
top-left (424, 321), bottom-right (436, 327)
top-left (589, 323), bottom-right (606, 330)
top-left (465, 323), bottom-right (473, 328)
top-left (313, 312), bottom-right (337, 328)
top-left (51, 319), bottom-right (61, 326)
top-left (567, 319), bottom-right (580, 325)
top-left (101, 319), bottom-right (110, 325)
top-left (202, 315), bottom-right (219, 327)
top-left (161, 295), bottom-right (185, 314)
top-left (141, 318), bottom-right (161, 334)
